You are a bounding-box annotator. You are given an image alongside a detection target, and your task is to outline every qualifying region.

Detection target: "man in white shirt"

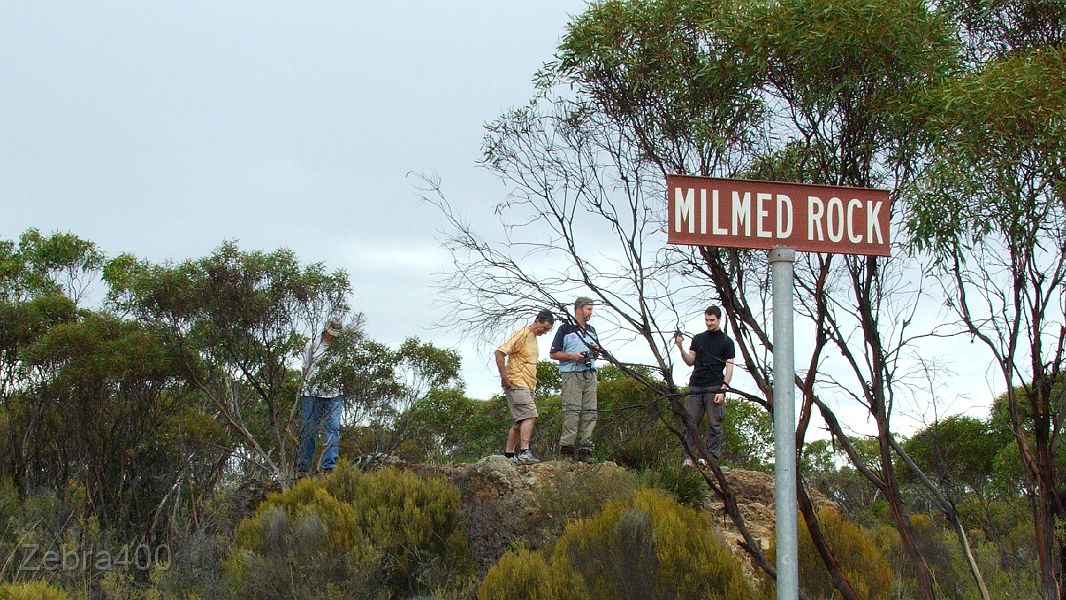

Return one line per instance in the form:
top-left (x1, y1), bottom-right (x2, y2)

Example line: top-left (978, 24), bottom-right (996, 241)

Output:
top-left (296, 316), bottom-right (344, 475)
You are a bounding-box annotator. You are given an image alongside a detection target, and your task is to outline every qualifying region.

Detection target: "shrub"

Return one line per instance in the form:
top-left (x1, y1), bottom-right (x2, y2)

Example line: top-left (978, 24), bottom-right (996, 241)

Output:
top-left (224, 462), bottom-right (471, 599)
top-left (475, 545), bottom-right (569, 600)
top-left (479, 488), bottom-right (761, 600)
top-left (783, 508), bottom-right (892, 600)
top-left (557, 489), bottom-right (759, 599)
top-left (224, 477), bottom-right (378, 599)
top-left (637, 465), bottom-right (708, 508)
top-left (0, 581), bottom-right (72, 600)
top-left (325, 465), bottom-right (471, 592)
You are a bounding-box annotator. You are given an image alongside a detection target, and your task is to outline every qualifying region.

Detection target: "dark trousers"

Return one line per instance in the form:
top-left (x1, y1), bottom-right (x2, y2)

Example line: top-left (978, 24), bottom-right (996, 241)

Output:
top-left (685, 386), bottom-right (726, 461)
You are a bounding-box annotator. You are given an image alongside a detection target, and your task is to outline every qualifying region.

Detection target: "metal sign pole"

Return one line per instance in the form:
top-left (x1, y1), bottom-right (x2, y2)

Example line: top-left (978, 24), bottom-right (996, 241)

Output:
top-left (666, 174), bottom-right (890, 598)
top-left (769, 247), bottom-right (798, 599)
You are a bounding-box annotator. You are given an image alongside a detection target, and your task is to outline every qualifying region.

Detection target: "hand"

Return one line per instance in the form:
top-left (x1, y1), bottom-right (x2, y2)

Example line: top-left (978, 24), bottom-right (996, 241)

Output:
top-left (674, 334), bottom-right (684, 347)
top-left (501, 376), bottom-right (512, 389)
top-left (714, 393), bottom-right (725, 404)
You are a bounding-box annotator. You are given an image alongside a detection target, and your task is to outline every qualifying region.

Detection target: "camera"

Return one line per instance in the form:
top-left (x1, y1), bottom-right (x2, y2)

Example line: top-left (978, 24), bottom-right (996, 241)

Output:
top-left (580, 350), bottom-right (595, 368)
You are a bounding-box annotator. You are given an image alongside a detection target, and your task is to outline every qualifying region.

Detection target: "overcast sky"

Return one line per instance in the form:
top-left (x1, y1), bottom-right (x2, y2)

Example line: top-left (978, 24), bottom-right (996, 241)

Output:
top-left (1, 2), bottom-right (1007, 435)
top-left (1, 1), bottom-right (595, 399)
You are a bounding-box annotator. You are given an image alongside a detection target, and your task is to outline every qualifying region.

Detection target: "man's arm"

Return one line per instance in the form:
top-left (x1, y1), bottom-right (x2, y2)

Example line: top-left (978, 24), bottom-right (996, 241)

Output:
top-left (674, 334), bottom-right (695, 366)
top-left (495, 350), bottom-right (511, 389)
top-left (714, 359), bottom-right (734, 404)
top-left (549, 326), bottom-right (580, 361)
top-left (301, 341), bottom-right (314, 377)
top-left (549, 349), bottom-right (584, 361)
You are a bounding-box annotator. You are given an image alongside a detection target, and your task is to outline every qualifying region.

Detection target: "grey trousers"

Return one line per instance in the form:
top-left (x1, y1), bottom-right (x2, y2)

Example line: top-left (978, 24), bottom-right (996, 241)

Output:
top-left (559, 370), bottom-right (598, 448)
top-left (685, 385), bottom-right (726, 461)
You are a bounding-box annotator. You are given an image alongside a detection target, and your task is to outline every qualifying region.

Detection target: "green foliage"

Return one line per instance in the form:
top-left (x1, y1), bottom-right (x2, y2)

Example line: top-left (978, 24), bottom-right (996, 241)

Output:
top-left (938, 0), bottom-right (1065, 61)
top-left (788, 508), bottom-right (893, 600)
top-left (476, 545), bottom-right (566, 600)
top-left (553, 489), bottom-right (761, 599)
top-left (13, 313), bottom-right (202, 535)
top-left (0, 229), bottom-right (104, 303)
top-left (637, 464), bottom-right (708, 508)
top-left (721, 399), bottom-right (773, 470)
top-left (536, 360), bottom-right (561, 397)
top-left (723, 0), bottom-right (958, 181)
top-left (481, 489), bottom-right (760, 600)
top-left (403, 391), bottom-right (513, 462)
top-left (907, 47), bottom-right (1065, 254)
top-left (801, 439), bottom-right (837, 475)
top-left (553, 0), bottom-right (764, 169)
top-left (0, 581), bottom-right (72, 600)
top-left (101, 240), bottom-right (356, 480)
top-left (900, 415), bottom-right (1005, 499)
top-left (0, 483), bottom-right (145, 595)
top-left (226, 463), bottom-right (471, 599)
top-left (593, 373), bottom-right (671, 470)
top-left (325, 466), bottom-right (471, 591)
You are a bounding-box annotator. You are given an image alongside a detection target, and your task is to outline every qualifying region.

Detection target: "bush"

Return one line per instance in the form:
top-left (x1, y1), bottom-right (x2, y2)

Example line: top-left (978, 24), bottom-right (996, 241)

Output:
top-left (637, 465), bottom-right (708, 508)
top-left (475, 545), bottom-right (565, 600)
top-left (325, 465), bottom-right (471, 591)
top-left (0, 581), bottom-right (72, 600)
top-left (147, 502), bottom-right (237, 598)
top-left (224, 462), bottom-right (471, 599)
top-left (783, 508), bottom-right (892, 600)
top-left (479, 489), bottom-right (761, 600)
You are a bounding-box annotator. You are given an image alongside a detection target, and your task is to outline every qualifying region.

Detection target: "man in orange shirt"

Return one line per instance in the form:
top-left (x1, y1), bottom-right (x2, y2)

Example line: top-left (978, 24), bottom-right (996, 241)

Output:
top-left (495, 310), bottom-right (555, 464)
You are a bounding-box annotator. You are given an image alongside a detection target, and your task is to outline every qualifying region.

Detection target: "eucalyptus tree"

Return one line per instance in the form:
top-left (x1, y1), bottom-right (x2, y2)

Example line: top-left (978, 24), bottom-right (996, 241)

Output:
top-left (103, 241), bottom-right (351, 485)
top-left (939, 0), bottom-right (1066, 65)
top-left (704, 0), bottom-right (970, 596)
top-left (0, 228), bottom-right (104, 306)
top-left (0, 230), bottom-right (94, 495)
top-left (906, 46), bottom-right (1066, 598)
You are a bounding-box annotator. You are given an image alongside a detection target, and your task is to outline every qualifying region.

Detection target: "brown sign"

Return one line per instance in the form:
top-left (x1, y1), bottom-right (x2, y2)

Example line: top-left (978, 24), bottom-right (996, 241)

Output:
top-left (667, 175), bottom-right (891, 256)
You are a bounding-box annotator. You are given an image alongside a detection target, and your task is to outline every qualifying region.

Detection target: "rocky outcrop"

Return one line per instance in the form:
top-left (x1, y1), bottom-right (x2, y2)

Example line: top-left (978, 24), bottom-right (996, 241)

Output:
top-left (400, 456), bottom-right (836, 577)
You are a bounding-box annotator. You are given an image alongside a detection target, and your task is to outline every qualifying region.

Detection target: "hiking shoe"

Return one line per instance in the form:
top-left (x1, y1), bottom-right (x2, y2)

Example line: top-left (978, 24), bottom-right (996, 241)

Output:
top-left (560, 445), bottom-right (575, 460)
top-left (682, 458), bottom-right (695, 467)
top-left (576, 448), bottom-right (595, 464)
top-left (516, 449), bottom-right (540, 465)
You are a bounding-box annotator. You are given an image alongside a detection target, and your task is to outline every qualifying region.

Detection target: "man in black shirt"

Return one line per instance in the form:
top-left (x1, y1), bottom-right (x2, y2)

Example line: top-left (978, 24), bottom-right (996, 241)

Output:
top-left (674, 305), bottom-right (735, 465)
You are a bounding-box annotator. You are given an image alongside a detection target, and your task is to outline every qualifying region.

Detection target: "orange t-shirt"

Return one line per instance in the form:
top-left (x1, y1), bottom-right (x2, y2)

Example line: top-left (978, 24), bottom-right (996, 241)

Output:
top-left (497, 326), bottom-right (540, 390)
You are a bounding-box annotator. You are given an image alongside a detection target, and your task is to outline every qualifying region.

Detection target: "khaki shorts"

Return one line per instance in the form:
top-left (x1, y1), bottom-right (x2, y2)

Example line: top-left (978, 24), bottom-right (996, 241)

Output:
top-left (505, 387), bottom-right (538, 424)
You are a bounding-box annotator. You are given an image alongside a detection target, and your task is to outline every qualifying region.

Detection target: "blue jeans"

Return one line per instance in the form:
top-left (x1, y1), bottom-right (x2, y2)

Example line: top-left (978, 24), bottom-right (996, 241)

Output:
top-left (297, 395), bottom-right (342, 472)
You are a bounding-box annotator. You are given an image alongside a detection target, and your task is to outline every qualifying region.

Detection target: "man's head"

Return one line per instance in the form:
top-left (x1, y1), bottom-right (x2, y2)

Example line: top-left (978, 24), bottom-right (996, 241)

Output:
top-left (704, 305), bottom-right (723, 331)
top-left (575, 296), bottom-right (594, 323)
top-left (531, 310), bottom-right (555, 336)
top-left (322, 316), bottom-right (343, 342)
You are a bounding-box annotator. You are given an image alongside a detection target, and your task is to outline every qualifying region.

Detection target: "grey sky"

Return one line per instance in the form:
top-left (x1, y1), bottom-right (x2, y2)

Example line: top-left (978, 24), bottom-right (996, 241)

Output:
top-left (2, 1), bottom-right (590, 398)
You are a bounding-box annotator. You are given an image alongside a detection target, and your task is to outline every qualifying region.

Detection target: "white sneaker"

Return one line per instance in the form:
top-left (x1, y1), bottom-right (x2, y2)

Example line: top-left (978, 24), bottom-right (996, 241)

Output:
top-left (696, 458), bottom-right (707, 467)
top-left (682, 458), bottom-right (694, 467)
top-left (516, 449), bottom-right (540, 465)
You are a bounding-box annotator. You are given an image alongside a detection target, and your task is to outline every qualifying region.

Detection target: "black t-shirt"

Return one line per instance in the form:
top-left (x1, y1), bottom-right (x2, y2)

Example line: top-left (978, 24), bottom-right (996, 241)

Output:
top-left (689, 329), bottom-right (735, 387)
